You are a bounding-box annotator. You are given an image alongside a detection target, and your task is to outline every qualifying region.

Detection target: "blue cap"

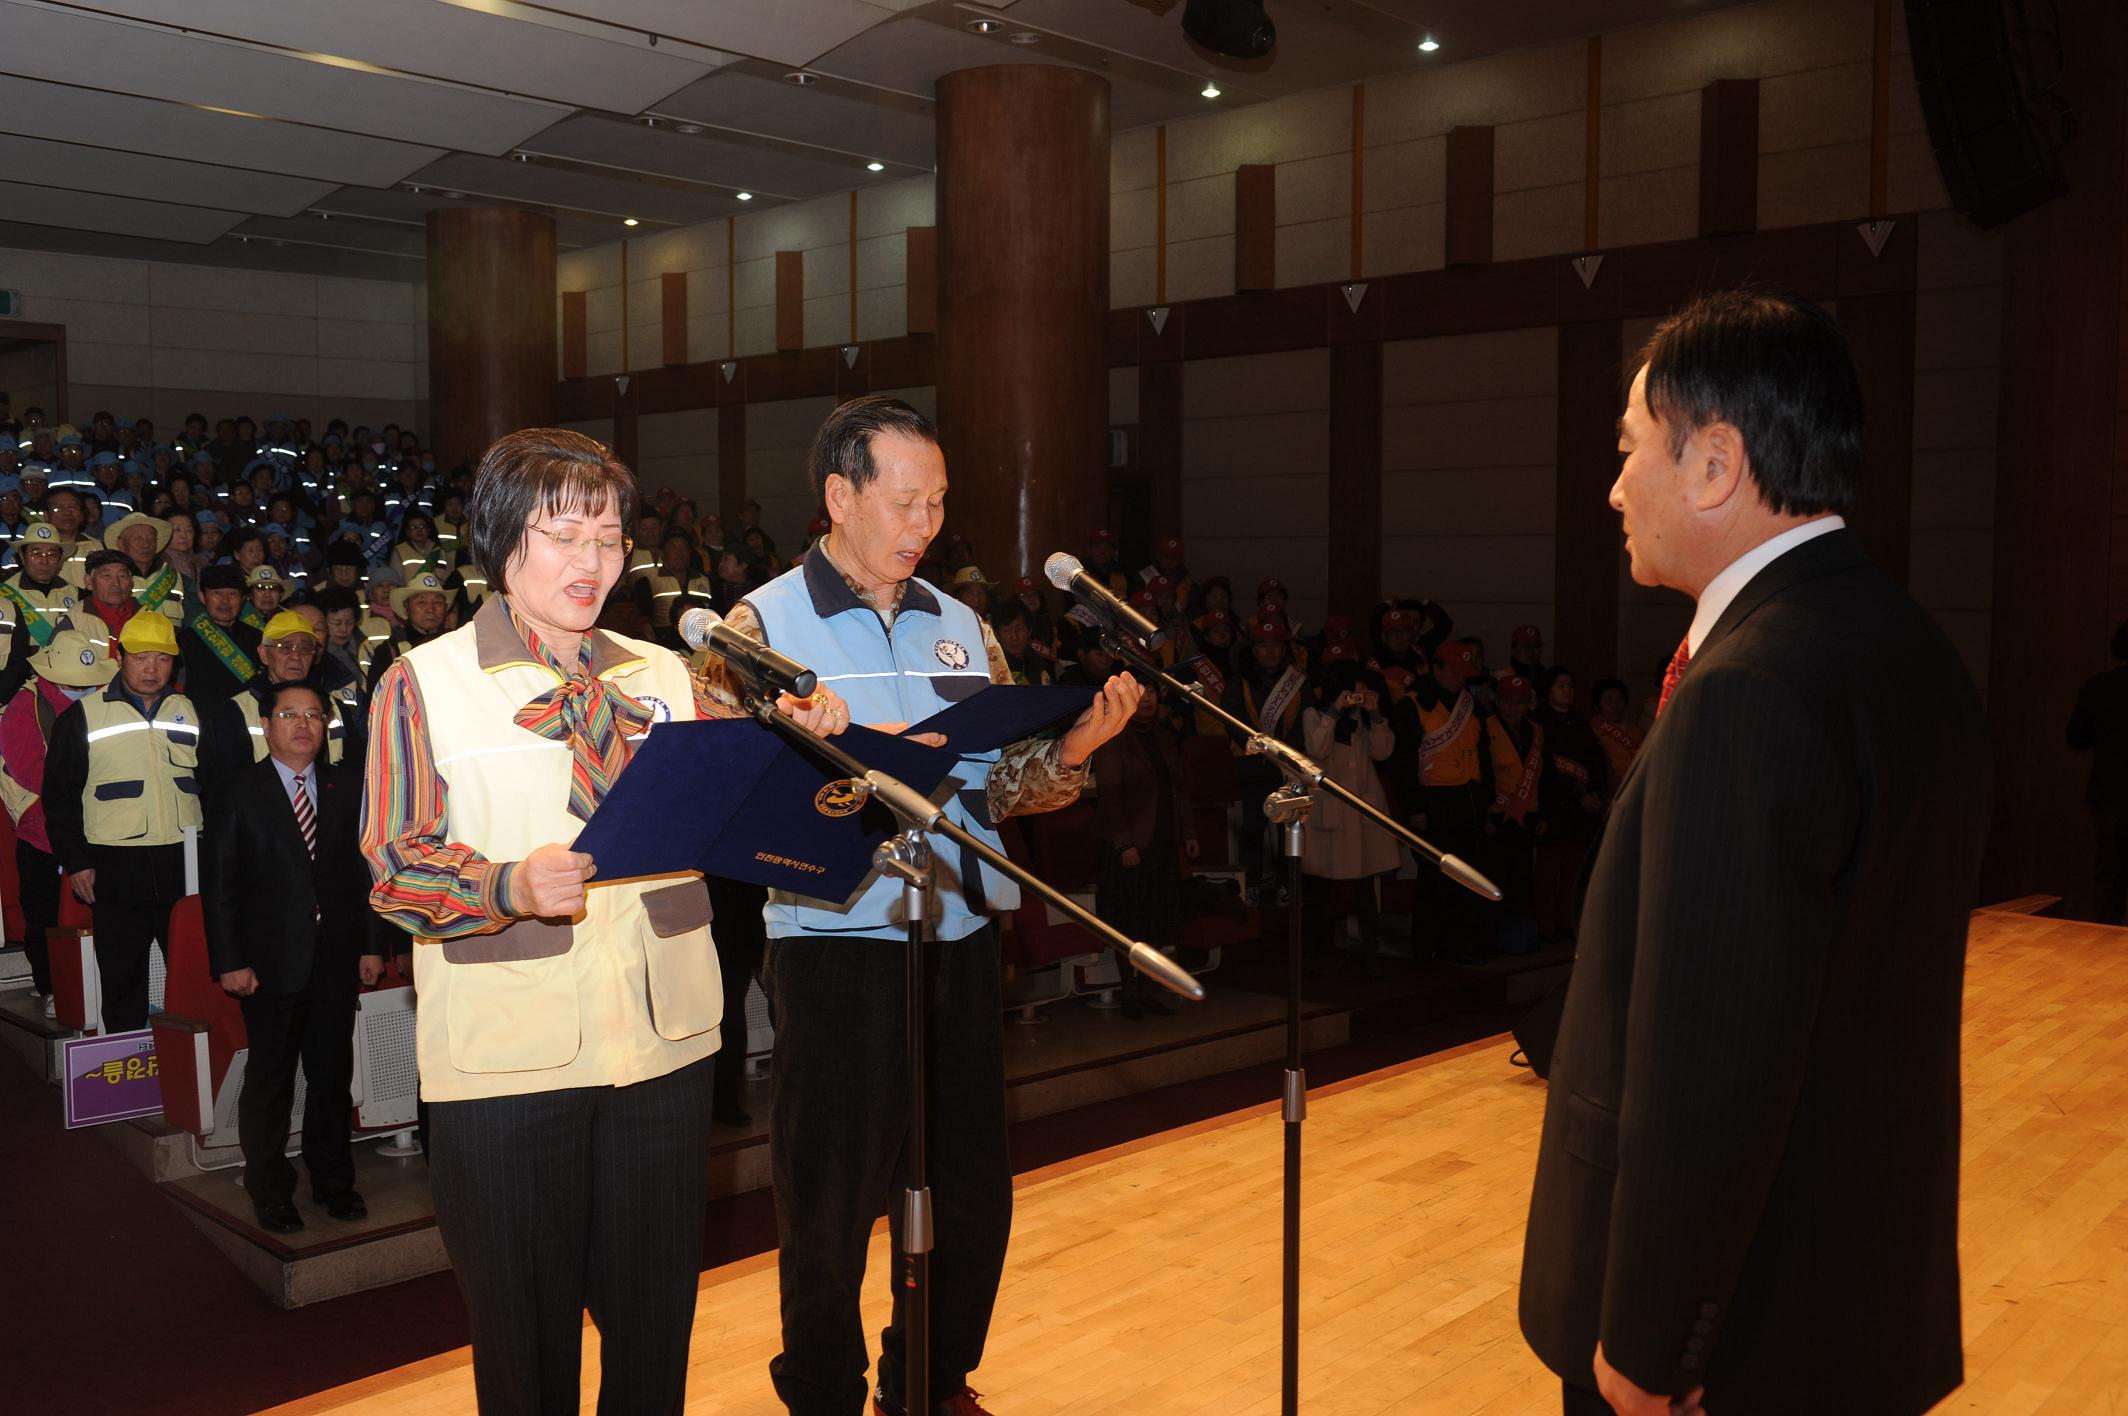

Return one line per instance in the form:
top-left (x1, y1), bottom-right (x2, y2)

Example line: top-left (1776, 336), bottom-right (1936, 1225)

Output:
top-left (91, 450), bottom-right (119, 468)
top-left (191, 448), bottom-right (215, 465)
top-left (117, 419), bottom-right (135, 430)
top-left (0, 474), bottom-right (21, 496)
top-left (58, 434), bottom-right (84, 449)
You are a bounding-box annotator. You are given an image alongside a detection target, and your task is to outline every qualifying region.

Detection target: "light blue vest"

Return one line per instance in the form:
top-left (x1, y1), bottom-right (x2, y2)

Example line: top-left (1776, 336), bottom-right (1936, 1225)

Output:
top-left (746, 549), bottom-right (1011, 941)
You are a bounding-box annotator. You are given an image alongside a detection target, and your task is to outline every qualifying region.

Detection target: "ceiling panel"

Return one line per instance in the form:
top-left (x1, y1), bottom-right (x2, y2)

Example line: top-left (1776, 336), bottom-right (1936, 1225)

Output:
top-left (0, 74), bottom-right (443, 187)
top-left (83, 0), bottom-right (717, 113)
top-left (0, 217), bottom-right (414, 281)
top-left (228, 213), bottom-right (427, 260)
top-left (0, 180), bottom-right (242, 244)
top-left (537, 0), bottom-right (916, 69)
top-left (652, 71), bottom-right (937, 168)
top-left (811, 13), bottom-right (1088, 90)
top-left (526, 116), bottom-right (875, 199)
top-left (405, 153), bottom-right (740, 227)
top-left (0, 0), bottom-right (566, 155)
top-left (0, 132), bottom-right (339, 215)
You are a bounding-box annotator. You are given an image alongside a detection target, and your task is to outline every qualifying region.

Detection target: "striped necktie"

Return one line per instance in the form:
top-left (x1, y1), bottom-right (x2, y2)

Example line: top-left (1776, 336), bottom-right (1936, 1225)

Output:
top-left (1656, 638), bottom-right (1691, 718)
top-left (292, 771), bottom-right (316, 858)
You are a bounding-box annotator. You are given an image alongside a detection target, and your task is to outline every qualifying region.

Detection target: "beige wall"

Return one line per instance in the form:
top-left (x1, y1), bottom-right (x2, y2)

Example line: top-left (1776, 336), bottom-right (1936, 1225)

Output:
top-left (636, 407), bottom-right (719, 513)
top-left (0, 247), bottom-right (427, 434)
top-left (1382, 327), bottom-right (1559, 664)
top-left (1181, 349), bottom-right (1330, 632)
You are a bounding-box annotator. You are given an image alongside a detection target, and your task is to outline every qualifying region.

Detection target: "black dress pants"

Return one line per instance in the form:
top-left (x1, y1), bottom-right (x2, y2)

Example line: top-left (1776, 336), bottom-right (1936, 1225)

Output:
top-left (707, 876), bottom-right (768, 1114)
top-left (15, 837), bottom-right (61, 995)
top-left (1562, 1379), bottom-right (1612, 1414)
top-left (236, 948), bottom-right (358, 1208)
top-left (766, 926), bottom-right (1013, 1416)
top-left (426, 1055), bottom-right (717, 1416)
top-left (88, 843), bottom-right (185, 1032)
top-left (1417, 783), bottom-right (1492, 958)
top-left (2094, 803), bottom-right (2128, 926)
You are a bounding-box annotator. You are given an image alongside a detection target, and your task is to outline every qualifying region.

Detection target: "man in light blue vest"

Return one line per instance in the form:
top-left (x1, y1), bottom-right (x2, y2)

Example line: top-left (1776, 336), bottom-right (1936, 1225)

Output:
top-left (717, 396), bottom-right (1140, 1416)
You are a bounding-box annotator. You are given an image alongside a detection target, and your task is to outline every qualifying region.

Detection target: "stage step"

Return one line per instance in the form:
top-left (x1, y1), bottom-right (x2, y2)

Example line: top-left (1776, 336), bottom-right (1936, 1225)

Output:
top-left (1979, 894), bottom-right (2065, 916)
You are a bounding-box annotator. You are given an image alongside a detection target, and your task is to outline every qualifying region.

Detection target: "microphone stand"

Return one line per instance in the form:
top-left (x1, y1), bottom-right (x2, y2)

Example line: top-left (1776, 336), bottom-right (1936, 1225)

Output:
top-left (1097, 626), bottom-right (1499, 1416)
top-left (740, 679), bottom-right (1204, 1416)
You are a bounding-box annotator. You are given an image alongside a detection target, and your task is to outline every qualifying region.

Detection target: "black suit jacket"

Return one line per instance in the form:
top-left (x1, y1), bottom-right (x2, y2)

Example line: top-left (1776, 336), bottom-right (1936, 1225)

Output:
top-left (1519, 530), bottom-right (1990, 1412)
top-left (201, 755), bottom-right (370, 994)
top-left (2067, 662), bottom-right (2128, 805)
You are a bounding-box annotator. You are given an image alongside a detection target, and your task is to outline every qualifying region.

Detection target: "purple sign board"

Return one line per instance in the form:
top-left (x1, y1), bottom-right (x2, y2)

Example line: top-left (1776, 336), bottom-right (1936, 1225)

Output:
top-left (62, 1029), bottom-right (164, 1129)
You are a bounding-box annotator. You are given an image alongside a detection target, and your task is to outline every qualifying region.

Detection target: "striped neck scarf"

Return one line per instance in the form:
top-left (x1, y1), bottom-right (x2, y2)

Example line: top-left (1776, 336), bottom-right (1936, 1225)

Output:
top-left (508, 606), bottom-right (653, 822)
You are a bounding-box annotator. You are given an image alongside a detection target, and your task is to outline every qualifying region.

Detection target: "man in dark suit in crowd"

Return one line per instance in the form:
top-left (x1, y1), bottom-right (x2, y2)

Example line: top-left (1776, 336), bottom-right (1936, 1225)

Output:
top-left (1518, 289), bottom-right (1991, 1415)
top-left (2067, 622), bottom-right (2128, 925)
top-left (202, 679), bottom-right (380, 1234)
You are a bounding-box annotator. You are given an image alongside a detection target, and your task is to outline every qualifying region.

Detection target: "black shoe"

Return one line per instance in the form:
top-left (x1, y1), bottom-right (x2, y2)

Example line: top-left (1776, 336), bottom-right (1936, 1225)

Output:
top-left (255, 1200), bottom-right (304, 1233)
top-left (713, 1102), bottom-right (753, 1128)
top-left (312, 1189), bottom-right (367, 1221)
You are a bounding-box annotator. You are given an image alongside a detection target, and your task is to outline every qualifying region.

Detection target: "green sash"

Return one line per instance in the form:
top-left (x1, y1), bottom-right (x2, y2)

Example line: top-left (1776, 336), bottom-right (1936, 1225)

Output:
top-left (134, 564), bottom-right (179, 613)
top-left (0, 580), bottom-right (58, 648)
top-left (188, 613), bottom-right (256, 682)
top-left (239, 604), bottom-right (266, 631)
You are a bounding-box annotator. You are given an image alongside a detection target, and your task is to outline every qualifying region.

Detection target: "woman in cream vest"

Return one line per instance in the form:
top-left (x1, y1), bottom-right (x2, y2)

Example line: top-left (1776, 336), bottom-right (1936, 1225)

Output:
top-left (359, 428), bottom-right (852, 1413)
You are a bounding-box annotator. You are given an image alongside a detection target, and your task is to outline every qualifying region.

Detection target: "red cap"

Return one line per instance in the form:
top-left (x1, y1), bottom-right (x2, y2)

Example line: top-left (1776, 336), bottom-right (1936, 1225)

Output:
top-left (1381, 666), bottom-right (1416, 691)
top-left (1157, 534), bottom-right (1184, 558)
top-left (1202, 608), bottom-right (1236, 628)
top-left (1319, 641), bottom-right (1357, 664)
top-left (1512, 624), bottom-right (1543, 647)
top-left (1248, 616), bottom-right (1290, 643)
top-left (1496, 672), bottom-right (1535, 703)
top-left (1013, 575), bottom-right (1039, 595)
top-left (1202, 575), bottom-right (1231, 595)
top-left (1130, 589), bottom-right (1157, 611)
top-left (944, 532), bottom-right (967, 548)
top-left (1090, 528), bottom-right (1116, 545)
top-left (1381, 608), bottom-right (1418, 632)
top-left (1257, 577), bottom-right (1288, 599)
top-left (1144, 573), bottom-right (1173, 598)
top-left (807, 516), bottom-right (831, 538)
top-left (1434, 640), bottom-right (1481, 676)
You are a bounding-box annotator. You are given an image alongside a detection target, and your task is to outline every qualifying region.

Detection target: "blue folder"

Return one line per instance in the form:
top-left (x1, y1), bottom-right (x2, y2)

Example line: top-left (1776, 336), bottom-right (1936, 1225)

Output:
top-left (573, 685), bottom-right (1095, 895)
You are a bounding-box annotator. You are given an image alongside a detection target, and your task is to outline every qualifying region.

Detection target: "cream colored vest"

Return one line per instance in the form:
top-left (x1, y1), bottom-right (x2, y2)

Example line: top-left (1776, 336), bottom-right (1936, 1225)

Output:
top-left (399, 622), bottom-right (722, 1102)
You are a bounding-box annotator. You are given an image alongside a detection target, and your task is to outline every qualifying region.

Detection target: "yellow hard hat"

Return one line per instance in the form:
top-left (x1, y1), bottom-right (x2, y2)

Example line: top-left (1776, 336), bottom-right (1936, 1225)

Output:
top-left (118, 611), bottom-right (180, 656)
top-left (261, 609), bottom-right (321, 644)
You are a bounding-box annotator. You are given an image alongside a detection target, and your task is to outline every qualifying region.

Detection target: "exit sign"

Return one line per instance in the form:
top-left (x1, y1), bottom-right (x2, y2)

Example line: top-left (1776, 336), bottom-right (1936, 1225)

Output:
top-left (0, 290), bottom-right (20, 317)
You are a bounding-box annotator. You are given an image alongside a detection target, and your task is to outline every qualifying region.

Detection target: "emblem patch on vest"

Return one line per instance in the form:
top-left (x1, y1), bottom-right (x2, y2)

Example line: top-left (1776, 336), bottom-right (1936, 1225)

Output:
top-left (634, 694), bottom-right (672, 723)
top-left (813, 780), bottom-right (865, 818)
top-left (934, 638), bottom-right (971, 671)
top-left (77, 649), bottom-right (94, 667)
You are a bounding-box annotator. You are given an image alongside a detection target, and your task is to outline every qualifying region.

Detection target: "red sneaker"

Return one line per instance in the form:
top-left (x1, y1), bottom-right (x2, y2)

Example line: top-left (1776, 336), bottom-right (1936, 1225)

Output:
top-left (938, 1390), bottom-right (996, 1416)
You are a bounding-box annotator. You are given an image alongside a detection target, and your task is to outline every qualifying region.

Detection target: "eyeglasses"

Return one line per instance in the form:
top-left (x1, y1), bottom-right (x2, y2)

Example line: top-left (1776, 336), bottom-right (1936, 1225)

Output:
top-left (526, 524), bottom-right (634, 560)
top-left (271, 709), bottom-right (326, 723)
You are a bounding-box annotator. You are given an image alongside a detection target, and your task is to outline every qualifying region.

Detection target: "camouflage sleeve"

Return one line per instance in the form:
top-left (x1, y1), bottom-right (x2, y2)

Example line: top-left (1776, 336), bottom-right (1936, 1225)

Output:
top-left (980, 620), bottom-right (1089, 821)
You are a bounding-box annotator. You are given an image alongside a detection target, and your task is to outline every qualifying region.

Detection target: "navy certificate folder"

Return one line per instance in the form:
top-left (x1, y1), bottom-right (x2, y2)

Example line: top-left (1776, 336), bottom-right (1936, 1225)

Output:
top-left (573, 685), bottom-right (1092, 896)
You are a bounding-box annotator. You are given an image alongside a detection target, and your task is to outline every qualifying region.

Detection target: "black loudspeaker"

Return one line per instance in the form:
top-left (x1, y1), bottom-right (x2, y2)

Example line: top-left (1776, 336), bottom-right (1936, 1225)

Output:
top-left (1182, 0), bottom-right (1275, 60)
top-left (1904, 0), bottom-right (2073, 228)
top-left (1511, 973), bottom-right (1570, 1080)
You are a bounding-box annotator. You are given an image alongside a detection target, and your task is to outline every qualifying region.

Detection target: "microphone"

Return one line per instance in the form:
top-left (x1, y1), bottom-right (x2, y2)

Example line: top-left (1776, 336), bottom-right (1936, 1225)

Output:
top-left (678, 607), bottom-right (819, 699)
top-left (1044, 551), bottom-right (1165, 649)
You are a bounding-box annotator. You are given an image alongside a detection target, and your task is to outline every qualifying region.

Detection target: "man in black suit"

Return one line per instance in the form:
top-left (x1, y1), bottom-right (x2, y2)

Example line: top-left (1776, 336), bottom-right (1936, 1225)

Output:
top-left (1518, 290), bottom-right (1991, 1415)
top-left (2067, 622), bottom-right (2128, 925)
top-left (202, 679), bottom-right (381, 1234)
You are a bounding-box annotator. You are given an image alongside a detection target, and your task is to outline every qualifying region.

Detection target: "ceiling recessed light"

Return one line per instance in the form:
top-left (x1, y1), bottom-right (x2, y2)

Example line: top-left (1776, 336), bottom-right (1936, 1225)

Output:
top-left (1007, 30), bottom-right (1042, 44)
top-left (675, 122), bottom-right (704, 135)
top-left (639, 115), bottom-right (658, 127)
top-left (443, 190), bottom-right (464, 199)
top-left (867, 161), bottom-right (885, 172)
top-left (965, 18), bottom-right (1002, 33)
top-left (735, 191), bottom-right (754, 201)
top-left (1417, 36), bottom-right (1440, 52)
top-left (623, 217), bottom-right (640, 227)
top-left (1201, 82), bottom-right (1221, 99)
top-left (784, 71), bottom-right (817, 85)
top-left (510, 151), bottom-right (534, 162)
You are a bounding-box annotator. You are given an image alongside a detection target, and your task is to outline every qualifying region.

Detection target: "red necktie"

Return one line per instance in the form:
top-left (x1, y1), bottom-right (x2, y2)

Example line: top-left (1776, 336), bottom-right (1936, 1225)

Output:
top-left (1657, 638), bottom-right (1691, 718)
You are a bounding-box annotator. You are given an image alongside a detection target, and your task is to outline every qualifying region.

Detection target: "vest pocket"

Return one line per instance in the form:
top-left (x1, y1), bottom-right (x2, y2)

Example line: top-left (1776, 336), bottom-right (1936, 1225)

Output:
top-left (443, 953), bottom-right (582, 1073)
top-left (93, 780), bottom-right (144, 799)
top-left (440, 916), bottom-right (573, 964)
top-left (638, 878), bottom-right (722, 1042)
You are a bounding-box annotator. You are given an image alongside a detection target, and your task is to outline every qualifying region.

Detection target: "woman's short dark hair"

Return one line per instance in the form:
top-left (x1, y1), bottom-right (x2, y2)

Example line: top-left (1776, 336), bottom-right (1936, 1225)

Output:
top-left (468, 428), bottom-right (637, 598)
top-left (807, 395), bottom-right (939, 504)
top-left (1592, 675), bottom-right (1629, 710)
top-left (313, 586), bottom-right (359, 615)
top-left (989, 598), bottom-right (1030, 632)
top-left (1637, 287), bottom-right (1866, 517)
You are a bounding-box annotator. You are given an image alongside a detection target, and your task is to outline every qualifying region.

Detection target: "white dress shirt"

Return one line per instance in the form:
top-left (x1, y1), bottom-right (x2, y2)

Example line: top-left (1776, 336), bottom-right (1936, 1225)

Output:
top-left (1685, 515), bottom-right (1846, 657)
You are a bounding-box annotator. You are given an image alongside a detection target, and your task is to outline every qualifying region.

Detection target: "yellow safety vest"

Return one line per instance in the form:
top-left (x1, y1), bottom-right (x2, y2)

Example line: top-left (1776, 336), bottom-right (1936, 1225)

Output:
top-left (0, 578), bottom-right (82, 670)
top-left (1415, 690), bottom-right (1485, 789)
top-left (78, 690), bottom-right (203, 847)
top-left (398, 615), bottom-right (720, 1101)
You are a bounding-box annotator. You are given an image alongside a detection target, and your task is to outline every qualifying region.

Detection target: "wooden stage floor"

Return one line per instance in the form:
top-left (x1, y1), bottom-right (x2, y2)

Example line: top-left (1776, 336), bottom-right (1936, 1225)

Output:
top-left (270, 911), bottom-right (2128, 1415)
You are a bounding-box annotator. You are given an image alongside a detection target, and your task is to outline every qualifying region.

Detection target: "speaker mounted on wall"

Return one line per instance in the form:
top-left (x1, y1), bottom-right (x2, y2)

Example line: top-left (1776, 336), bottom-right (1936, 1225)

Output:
top-left (1905, 0), bottom-right (2076, 228)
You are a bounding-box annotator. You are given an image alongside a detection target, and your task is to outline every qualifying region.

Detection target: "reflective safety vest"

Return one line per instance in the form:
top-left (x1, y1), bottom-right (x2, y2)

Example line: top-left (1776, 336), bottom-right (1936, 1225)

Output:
top-left (394, 540), bottom-right (447, 582)
top-left (1415, 688), bottom-right (1485, 789)
top-left (644, 570), bottom-right (712, 622)
top-left (0, 576), bottom-right (82, 670)
top-left (231, 681), bottom-right (350, 765)
top-left (356, 614), bottom-right (395, 675)
top-left (79, 690), bottom-right (202, 847)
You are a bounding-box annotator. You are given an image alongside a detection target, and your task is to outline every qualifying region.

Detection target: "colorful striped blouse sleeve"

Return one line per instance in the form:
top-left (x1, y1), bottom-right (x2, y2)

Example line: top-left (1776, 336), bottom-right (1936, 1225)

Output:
top-left (359, 659), bottom-right (519, 938)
